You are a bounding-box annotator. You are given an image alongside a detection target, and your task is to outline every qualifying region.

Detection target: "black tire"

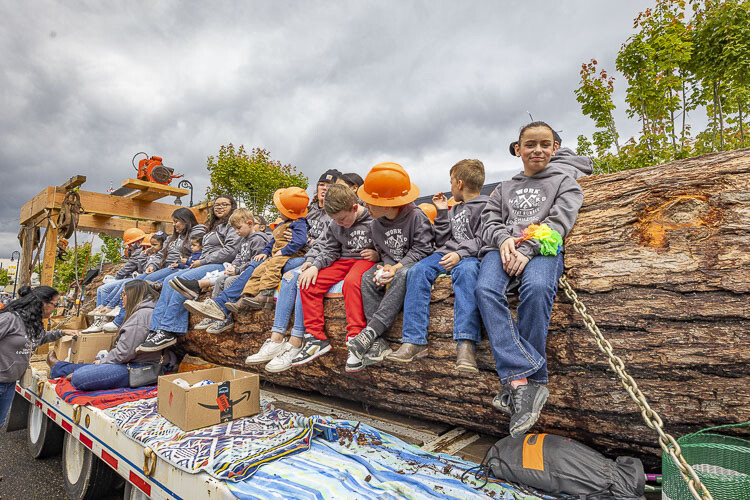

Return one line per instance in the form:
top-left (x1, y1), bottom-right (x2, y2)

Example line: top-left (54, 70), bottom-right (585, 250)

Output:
top-left (27, 399), bottom-right (64, 458)
top-left (5, 391), bottom-right (29, 432)
top-left (62, 433), bottom-right (119, 500)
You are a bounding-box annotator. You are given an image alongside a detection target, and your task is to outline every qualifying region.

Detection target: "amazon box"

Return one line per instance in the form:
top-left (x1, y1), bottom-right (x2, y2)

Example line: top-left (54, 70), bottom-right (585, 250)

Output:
top-left (157, 367), bottom-right (260, 431)
top-left (54, 333), bottom-right (116, 363)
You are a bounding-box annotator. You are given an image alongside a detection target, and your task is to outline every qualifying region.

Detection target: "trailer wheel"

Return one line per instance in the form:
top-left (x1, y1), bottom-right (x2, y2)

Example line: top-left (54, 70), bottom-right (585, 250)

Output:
top-left (62, 433), bottom-right (119, 500)
top-left (123, 481), bottom-right (150, 500)
top-left (5, 391), bottom-right (29, 432)
top-left (27, 400), bottom-right (64, 458)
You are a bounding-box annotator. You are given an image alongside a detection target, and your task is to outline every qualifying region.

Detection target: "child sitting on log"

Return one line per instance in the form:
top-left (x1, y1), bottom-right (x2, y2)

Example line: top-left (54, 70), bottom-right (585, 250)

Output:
top-left (389, 159), bottom-right (489, 372)
top-left (476, 121), bottom-right (584, 437)
top-left (225, 187), bottom-right (309, 312)
top-left (346, 162), bottom-right (435, 372)
top-left (295, 183), bottom-right (378, 367)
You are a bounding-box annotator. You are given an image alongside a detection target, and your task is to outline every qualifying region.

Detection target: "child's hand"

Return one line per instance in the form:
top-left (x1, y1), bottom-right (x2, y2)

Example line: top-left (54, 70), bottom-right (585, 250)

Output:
top-left (169, 263), bottom-right (178, 269)
top-left (273, 250), bottom-right (282, 257)
top-left (180, 257), bottom-right (187, 264)
top-left (439, 252), bottom-right (460, 270)
top-left (499, 238), bottom-right (517, 266)
top-left (300, 261), bottom-right (312, 272)
top-left (298, 266), bottom-right (319, 289)
top-left (432, 193), bottom-right (449, 210)
top-left (254, 254), bottom-right (267, 262)
top-left (375, 264), bottom-right (397, 285)
top-left (226, 265), bottom-right (236, 276)
top-left (190, 260), bottom-right (201, 268)
top-left (360, 249), bottom-right (379, 262)
top-left (145, 266), bottom-right (154, 274)
top-left (505, 252), bottom-right (529, 276)
top-left (283, 228), bottom-right (293, 240)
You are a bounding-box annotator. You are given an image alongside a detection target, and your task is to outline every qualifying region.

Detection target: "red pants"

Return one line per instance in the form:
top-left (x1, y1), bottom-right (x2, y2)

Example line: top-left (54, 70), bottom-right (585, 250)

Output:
top-left (300, 259), bottom-right (375, 341)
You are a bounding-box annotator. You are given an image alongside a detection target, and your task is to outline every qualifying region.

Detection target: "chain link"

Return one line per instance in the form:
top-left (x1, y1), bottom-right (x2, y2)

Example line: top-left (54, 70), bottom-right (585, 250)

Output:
top-left (558, 274), bottom-right (713, 500)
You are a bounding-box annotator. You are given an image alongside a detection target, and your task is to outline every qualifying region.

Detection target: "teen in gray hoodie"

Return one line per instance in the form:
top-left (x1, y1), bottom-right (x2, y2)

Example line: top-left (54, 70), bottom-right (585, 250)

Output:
top-left (477, 122), bottom-right (584, 440)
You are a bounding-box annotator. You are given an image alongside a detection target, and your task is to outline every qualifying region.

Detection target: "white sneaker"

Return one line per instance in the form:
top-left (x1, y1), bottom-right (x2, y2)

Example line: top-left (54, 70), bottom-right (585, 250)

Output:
top-left (194, 318), bottom-right (214, 331)
top-left (102, 321), bottom-right (119, 333)
top-left (105, 306), bottom-right (120, 318)
top-left (265, 343), bottom-right (302, 373)
top-left (82, 316), bottom-right (105, 333)
top-left (87, 305), bottom-right (105, 317)
top-left (245, 339), bottom-right (286, 365)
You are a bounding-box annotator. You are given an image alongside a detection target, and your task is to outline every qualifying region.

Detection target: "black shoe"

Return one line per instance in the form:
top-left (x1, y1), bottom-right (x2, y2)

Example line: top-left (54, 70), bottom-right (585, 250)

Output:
top-left (492, 385), bottom-right (513, 415)
top-left (145, 280), bottom-right (163, 293)
top-left (348, 326), bottom-right (378, 360)
top-left (137, 330), bottom-right (177, 352)
top-left (362, 337), bottom-right (392, 367)
top-left (291, 337), bottom-right (331, 366)
top-left (508, 381), bottom-right (549, 437)
top-left (169, 277), bottom-right (201, 300)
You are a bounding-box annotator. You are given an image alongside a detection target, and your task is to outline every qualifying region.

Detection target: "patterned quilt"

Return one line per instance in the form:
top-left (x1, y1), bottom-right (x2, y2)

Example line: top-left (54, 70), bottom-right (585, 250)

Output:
top-left (229, 421), bottom-right (545, 500)
top-left (53, 378), bottom-right (158, 409)
top-left (105, 397), bottom-right (335, 482)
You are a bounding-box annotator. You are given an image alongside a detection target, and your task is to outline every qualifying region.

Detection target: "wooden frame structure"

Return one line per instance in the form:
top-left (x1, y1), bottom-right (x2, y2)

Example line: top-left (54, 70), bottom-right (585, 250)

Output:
top-left (17, 175), bottom-right (205, 288)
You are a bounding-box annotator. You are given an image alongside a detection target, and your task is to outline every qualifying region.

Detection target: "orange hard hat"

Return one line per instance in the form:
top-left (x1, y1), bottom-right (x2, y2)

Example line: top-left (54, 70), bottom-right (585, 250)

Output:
top-left (273, 187), bottom-right (310, 219)
top-left (447, 196), bottom-right (458, 207)
top-left (123, 228), bottom-right (146, 246)
top-left (357, 162), bottom-right (419, 207)
top-left (141, 233), bottom-right (153, 247)
top-left (417, 203), bottom-right (437, 224)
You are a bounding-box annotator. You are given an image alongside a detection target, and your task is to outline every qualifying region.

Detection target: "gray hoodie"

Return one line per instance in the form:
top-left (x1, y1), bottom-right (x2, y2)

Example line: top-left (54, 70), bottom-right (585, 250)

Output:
top-left (306, 208), bottom-right (375, 270)
top-left (232, 231), bottom-right (272, 274)
top-left (550, 147), bottom-right (593, 179)
top-left (200, 223), bottom-right (241, 265)
top-left (146, 234), bottom-right (186, 272)
top-left (434, 194), bottom-right (489, 259)
top-left (481, 164), bottom-right (584, 259)
top-left (306, 203), bottom-right (331, 242)
top-left (115, 246), bottom-right (148, 279)
top-left (101, 299), bottom-right (161, 365)
top-left (372, 203), bottom-right (435, 267)
top-left (0, 313), bottom-right (62, 383)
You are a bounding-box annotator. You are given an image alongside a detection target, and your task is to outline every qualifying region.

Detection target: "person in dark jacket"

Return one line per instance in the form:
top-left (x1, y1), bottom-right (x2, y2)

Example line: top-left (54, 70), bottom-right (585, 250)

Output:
top-left (0, 286), bottom-right (75, 425)
top-left (47, 281), bottom-right (168, 390)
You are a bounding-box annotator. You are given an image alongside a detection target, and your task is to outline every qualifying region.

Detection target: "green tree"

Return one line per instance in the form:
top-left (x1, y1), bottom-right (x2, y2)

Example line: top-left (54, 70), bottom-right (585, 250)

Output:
top-left (574, 59), bottom-right (621, 155)
top-left (205, 145), bottom-right (308, 216)
top-left (99, 234), bottom-right (123, 264)
top-left (0, 268), bottom-right (10, 287)
top-left (51, 243), bottom-right (102, 293)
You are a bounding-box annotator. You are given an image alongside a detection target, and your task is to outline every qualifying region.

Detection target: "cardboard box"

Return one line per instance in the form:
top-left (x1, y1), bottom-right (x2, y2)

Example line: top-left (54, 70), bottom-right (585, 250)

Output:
top-left (54, 333), bottom-right (116, 363)
top-left (158, 367), bottom-right (260, 431)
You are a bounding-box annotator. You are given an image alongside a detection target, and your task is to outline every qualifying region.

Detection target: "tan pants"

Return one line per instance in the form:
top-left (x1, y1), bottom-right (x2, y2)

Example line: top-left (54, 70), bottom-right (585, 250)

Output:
top-left (241, 255), bottom-right (294, 296)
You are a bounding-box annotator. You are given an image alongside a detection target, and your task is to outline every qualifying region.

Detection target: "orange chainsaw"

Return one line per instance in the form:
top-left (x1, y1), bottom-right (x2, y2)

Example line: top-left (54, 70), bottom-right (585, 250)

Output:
top-left (132, 152), bottom-right (183, 185)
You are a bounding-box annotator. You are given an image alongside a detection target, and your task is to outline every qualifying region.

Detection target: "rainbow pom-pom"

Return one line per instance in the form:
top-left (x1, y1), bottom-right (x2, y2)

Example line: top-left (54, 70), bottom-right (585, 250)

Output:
top-left (517, 223), bottom-right (563, 256)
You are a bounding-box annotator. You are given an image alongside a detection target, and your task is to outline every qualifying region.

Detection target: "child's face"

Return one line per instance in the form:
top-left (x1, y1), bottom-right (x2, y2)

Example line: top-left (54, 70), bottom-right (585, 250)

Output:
top-left (253, 222), bottom-right (266, 232)
top-left (150, 239), bottom-right (163, 252)
top-left (234, 221), bottom-right (253, 238)
top-left (317, 182), bottom-right (329, 203)
top-left (516, 127), bottom-right (557, 176)
top-left (330, 205), bottom-right (359, 228)
top-left (449, 175), bottom-right (464, 202)
top-left (365, 203), bottom-right (396, 220)
top-left (190, 241), bottom-right (202, 252)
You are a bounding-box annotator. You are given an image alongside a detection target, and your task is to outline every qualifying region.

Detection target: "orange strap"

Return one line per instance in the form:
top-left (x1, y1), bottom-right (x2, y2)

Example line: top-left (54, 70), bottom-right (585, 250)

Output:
top-left (522, 433), bottom-right (547, 471)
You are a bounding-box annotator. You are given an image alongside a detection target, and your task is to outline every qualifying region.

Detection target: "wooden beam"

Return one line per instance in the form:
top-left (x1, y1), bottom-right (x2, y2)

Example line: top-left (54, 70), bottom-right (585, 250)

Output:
top-left (19, 187), bottom-right (55, 225)
top-left (75, 215), bottom-right (173, 237)
top-left (60, 175), bottom-right (86, 190)
top-left (78, 190), bottom-right (180, 222)
top-left (40, 226), bottom-right (58, 287)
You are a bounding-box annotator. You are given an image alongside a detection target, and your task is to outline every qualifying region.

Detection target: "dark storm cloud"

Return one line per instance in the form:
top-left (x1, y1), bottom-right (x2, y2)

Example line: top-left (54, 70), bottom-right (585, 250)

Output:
top-left (0, 0), bottom-right (651, 256)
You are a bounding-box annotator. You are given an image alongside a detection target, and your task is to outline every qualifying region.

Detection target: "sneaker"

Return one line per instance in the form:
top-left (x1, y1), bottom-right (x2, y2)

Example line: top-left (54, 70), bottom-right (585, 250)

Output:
top-left (508, 382), bottom-right (549, 438)
top-left (455, 340), bottom-right (479, 373)
top-left (225, 296), bottom-right (259, 315)
top-left (102, 321), bottom-right (119, 333)
top-left (246, 339), bottom-right (287, 365)
top-left (82, 316), bottom-right (105, 334)
top-left (206, 318), bottom-right (233, 334)
top-left (87, 305), bottom-right (105, 317)
top-left (104, 306), bottom-right (120, 318)
top-left (386, 342), bottom-right (428, 363)
top-left (492, 385), bottom-right (513, 415)
top-left (184, 299), bottom-right (226, 321)
top-left (145, 280), bottom-right (163, 293)
top-left (362, 337), bottom-right (392, 367)
top-left (345, 351), bottom-right (364, 372)
top-left (265, 343), bottom-right (302, 373)
top-left (291, 338), bottom-right (331, 366)
top-left (193, 318), bottom-right (215, 330)
top-left (348, 326), bottom-right (378, 360)
top-left (136, 330), bottom-right (177, 352)
top-left (169, 277), bottom-right (201, 300)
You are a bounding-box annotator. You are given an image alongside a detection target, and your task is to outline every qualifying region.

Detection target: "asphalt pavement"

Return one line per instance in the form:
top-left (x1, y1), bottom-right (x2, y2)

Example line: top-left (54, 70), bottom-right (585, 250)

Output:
top-left (0, 427), bottom-right (67, 499)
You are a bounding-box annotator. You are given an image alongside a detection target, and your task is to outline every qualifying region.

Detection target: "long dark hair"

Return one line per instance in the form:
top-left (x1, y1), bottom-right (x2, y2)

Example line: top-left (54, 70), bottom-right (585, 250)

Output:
top-left (122, 280), bottom-right (157, 324)
top-left (1, 285), bottom-right (58, 347)
top-left (206, 195), bottom-right (237, 233)
top-left (162, 208), bottom-right (199, 267)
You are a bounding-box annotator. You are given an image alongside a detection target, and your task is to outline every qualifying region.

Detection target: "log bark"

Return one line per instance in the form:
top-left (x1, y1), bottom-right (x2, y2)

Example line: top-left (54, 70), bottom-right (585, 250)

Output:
top-left (177, 149), bottom-right (750, 468)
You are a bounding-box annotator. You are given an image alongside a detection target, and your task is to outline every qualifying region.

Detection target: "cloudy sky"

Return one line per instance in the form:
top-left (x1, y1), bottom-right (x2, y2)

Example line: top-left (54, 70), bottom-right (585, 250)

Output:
top-left (0, 0), bottom-right (653, 257)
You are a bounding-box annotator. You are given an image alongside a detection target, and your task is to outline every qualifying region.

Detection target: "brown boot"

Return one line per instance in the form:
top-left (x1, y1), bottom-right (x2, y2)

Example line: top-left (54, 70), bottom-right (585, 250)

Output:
top-left (455, 340), bottom-right (478, 373)
top-left (46, 349), bottom-right (59, 371)
top-left (386, 342), bottom-right (428, 363)
top-left (225, 296), bottom-right (260, 315)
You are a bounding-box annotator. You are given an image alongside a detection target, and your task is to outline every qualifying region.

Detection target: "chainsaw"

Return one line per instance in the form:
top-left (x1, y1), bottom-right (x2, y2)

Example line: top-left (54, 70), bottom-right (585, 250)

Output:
top-left (132, 152), bottom-right (183, 185)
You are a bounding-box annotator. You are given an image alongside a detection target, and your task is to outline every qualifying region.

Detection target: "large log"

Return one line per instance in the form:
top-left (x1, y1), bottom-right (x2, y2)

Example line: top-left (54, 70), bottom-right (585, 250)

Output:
top-left (179, 149), bottom-right (750, 468)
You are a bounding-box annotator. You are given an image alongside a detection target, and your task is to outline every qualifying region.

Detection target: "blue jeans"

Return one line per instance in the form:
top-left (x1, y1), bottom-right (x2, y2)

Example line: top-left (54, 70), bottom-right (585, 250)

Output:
top-left (97, 279), bottom-right (126, 307)
top-left (50, 361), bottom-right (148, 390)
top-left (0, 381), bottom-right (16, 426)
top-left (402, 253), bottom-right (481, 345)
top-left (150, 264), bottom-right (225, 334)
top-left (111, 268), bottom-right (181, 327)
top-left (271, 265), bottom-right (307, 338)
top-left (476, 251), bottom-right (564, 385)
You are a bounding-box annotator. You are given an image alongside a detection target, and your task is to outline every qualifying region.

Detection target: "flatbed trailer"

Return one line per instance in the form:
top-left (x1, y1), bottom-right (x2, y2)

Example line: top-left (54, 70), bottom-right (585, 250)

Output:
top-left (9, 368), bottom-right (237, 500)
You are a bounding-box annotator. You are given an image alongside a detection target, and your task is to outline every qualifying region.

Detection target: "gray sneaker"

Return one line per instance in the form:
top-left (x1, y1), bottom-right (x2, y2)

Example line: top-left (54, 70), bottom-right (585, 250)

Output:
top-left (291, 338), bottom-right (331, 366)
top-left (348, 326), bottom-right (378, 360)
top-left (492, 385), bottom-right (513, 415)
top-left (508, 381), bottom-right (549, 438)
top-left (362, 337), bottom-right (392, 367)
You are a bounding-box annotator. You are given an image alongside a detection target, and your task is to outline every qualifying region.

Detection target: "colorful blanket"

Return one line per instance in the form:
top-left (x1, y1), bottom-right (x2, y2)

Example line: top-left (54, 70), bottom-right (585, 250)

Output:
top-left (53, 378), bottom-right (158, 409)
top-left (229, 421), bottom-right (544, 500)
top-left (105, 397), bottom-right (335, 482)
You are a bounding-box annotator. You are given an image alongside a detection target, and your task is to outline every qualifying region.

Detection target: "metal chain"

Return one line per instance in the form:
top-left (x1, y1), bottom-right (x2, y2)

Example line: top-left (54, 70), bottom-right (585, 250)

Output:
top-left (557, 274), bottom-right (713, 500)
